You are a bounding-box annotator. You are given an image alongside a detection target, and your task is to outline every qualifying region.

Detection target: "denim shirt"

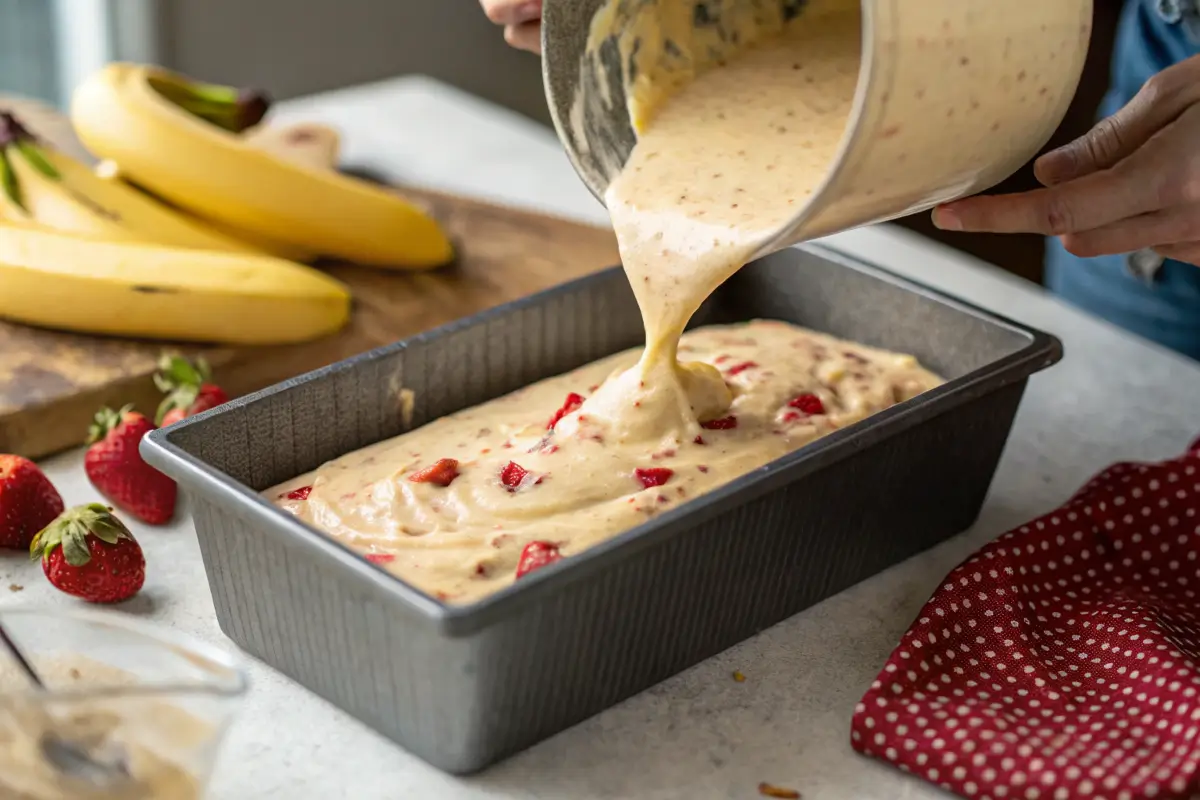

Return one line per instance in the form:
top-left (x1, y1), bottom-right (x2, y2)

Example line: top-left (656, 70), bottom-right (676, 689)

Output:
top-left (1044, 0), bottom-right (1200, 359)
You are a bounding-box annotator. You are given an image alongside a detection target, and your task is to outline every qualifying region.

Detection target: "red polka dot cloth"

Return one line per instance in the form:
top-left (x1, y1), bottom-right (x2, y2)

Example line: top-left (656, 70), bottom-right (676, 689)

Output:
top-left (851, 438), bottom-right (1200, 800)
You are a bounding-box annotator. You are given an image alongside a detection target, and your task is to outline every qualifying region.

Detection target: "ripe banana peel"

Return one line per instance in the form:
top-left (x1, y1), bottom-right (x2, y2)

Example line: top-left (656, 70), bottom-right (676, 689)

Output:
top-left (0, 221), bottom-right (351, 344)
top-left (93, 121), bottom-right (345, 262)
top-left (242, 122), bottom-right (342, 170)
top-left (94, 158), bottom-right (316, 262)
top-left (73, 64), bottom-right (455, 269)
top-left (0, 111), bottom-right (264, 254)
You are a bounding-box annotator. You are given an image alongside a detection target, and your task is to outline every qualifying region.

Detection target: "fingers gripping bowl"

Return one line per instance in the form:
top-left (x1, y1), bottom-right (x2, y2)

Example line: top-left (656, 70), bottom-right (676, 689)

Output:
top-left (141, 245), bottom-right (1061, 773)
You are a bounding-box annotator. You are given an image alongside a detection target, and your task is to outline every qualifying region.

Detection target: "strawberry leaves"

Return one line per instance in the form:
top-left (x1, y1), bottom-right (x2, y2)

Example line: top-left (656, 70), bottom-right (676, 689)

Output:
top-left (154, 354), bottom-right (212, 425)
top-left (30, 503), bottom-right (133, 568)
top-left (87, 404), bottom-right (135, 446)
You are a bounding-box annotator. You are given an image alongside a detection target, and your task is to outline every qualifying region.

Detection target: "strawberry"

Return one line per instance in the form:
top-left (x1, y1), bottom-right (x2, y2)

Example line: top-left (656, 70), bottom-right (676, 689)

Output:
top-left (635, 467), bottom-right (673, 488)
top-left (516, 541), bottom-right (561, 578)
top-left (0, 455), bottom-right (64, 549)
top-left (30, 503), bottom-right (145, 604)
top-left (408, 458), bottom-right (460, 487)
top-left (547, 392), bottom-right (585, 430)
top-left (725, 361), bottom-right (758, 376)
top-left (500, 461), bottom-right (542, 492)
top-left (84, 405), bottom-right (177, 525)
top-left (700, 415), bottom-right (738, 430)
top-left (788, 393), bottom-right (826, 415)
top-left (154, 355), bottom-right (230, 426)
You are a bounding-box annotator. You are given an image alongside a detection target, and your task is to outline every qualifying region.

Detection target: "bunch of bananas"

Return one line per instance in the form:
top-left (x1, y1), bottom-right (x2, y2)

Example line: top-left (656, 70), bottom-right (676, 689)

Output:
top-left (0, 64), bottom-right (455, 345)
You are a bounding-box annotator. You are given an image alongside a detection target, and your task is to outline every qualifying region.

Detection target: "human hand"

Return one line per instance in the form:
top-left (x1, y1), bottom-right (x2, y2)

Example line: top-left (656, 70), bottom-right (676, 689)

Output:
top-left (932, 54), bottom-right (1200, 266)
top-left (479, 0), bottom-right (542, 54)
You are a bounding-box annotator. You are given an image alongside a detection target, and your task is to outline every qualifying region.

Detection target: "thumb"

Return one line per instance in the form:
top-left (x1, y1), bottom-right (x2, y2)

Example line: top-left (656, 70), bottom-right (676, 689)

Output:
top-left (1035, 55), bottom-right (1200, 186)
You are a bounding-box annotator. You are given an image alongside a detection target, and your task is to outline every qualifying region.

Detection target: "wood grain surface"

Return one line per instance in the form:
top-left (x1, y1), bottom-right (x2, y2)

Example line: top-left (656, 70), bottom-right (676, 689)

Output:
top-left (0, 186), bottom-right (620, 459)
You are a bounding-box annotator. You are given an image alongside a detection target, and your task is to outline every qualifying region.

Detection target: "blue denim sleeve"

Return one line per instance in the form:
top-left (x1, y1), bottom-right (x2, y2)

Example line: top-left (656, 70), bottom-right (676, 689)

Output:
top-left (1044, 0), bottom-right (1200, 359)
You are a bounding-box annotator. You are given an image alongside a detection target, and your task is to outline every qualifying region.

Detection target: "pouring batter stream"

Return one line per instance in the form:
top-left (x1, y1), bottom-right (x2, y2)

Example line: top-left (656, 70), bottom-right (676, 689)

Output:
top-left (269, 0), bottom-right (943, 604)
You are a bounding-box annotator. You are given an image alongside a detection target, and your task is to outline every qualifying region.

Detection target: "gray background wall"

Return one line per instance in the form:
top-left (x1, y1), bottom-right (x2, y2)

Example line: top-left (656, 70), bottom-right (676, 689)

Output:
top-left (0, 0), bottom-right (58, 103)
top-left (155, 0), bottom-right (554, 125)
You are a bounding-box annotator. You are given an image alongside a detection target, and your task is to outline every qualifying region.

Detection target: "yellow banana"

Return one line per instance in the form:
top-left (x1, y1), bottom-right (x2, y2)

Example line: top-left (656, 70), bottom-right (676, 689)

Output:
top-left (72, 64), bottom-right (455, 269)
top-left (242, 121), bottom-right (342, 170)
top-left (0, 220), bottom-right (351, 344)
top-left (0, 111), bottom-right (266, 254)
top-left (94, 158), bottom-right (316, 262)
top-left (93, 121), bottom-right (345, 262)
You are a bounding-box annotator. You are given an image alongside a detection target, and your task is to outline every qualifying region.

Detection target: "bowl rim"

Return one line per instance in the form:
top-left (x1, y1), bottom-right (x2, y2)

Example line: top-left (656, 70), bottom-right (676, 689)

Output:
top-left (0, 605), bottom-right (249, 702)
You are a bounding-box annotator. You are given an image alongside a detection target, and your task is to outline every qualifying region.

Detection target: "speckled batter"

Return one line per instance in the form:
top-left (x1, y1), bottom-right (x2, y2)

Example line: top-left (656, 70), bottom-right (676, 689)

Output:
top-left (271, 322), bottom-right (941, 604)
top-left (604, 0), bottom-right (861, 359)
top-left (268, 0), bottom-right (943, 603)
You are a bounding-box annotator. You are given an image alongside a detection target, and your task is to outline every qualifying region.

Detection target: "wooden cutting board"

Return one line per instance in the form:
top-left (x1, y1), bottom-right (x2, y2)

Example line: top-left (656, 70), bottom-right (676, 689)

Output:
top-left (0, 185), bottom-right (620, 459)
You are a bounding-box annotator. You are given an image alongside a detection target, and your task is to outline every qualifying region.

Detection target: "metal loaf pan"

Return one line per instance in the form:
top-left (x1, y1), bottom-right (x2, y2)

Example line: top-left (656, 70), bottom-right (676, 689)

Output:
top-left (142, 243), bottom-right (1062, 774)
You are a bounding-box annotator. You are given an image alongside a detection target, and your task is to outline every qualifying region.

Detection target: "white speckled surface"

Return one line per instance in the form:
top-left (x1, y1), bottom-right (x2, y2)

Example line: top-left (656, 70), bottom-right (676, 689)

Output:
top-left (3, 76), bottom-right (1199, 799)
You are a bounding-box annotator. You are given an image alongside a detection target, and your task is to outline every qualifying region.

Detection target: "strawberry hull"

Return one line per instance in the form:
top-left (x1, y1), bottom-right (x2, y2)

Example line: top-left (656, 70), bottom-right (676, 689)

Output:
top-left (141, 244), bottom-right (1062, 775)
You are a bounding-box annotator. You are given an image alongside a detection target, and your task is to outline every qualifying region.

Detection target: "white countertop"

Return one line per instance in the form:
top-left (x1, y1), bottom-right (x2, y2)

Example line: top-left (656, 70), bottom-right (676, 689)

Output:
top-left (7, 75), bottom-right (1200, 800)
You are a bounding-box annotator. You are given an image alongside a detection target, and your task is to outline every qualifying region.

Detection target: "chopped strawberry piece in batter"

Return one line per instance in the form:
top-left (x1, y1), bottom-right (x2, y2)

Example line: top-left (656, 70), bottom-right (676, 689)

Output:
top-left (700, 416), bottom-right (738, 430)
top-left (284, 485), bottom-right (312, 501)
top-left (725, 361), bottom-right (759, 376)
top-left (547, 392), bottom-right (585, 430)
top-left (635, 467), bottom-right (674, 488)
top-left (516, 541), bottom-right (562, 578)
top-left (788, 392), bottom-right (826, 415)
top-left (365, 553), bottom-right (395, 564)
top-left (408, 458), bottom-right (461, 487)
top-left (500, 461), bottom-right (541, 491)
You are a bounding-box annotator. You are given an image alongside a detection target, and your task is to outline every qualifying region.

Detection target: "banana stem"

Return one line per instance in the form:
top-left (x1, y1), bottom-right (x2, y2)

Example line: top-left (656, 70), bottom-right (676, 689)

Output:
top-left (148, 75), bottom-right (271, 133)
top-left (0, 110), bottom-right (61, 184)
top-left (0, 111), bottom-right (32, 147)
top-left (0, 150), bottom-right (22, 211)
top-left (14, 140), bottom-right (60, 180)
top-left (0, 112), bottom-right (38, 209)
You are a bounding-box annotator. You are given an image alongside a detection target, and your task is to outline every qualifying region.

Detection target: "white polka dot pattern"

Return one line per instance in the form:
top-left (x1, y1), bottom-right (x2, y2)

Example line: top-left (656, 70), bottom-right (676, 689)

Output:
top-left (852, 439), bottom-right (1200, 799)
